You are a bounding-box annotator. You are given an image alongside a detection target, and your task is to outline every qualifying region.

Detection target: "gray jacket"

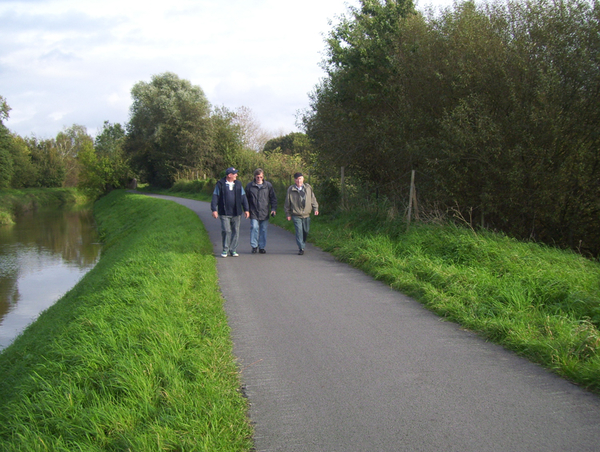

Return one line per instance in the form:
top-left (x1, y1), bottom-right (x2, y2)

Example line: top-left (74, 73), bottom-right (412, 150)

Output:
top-left (285, 183), bottom-right (318, 218)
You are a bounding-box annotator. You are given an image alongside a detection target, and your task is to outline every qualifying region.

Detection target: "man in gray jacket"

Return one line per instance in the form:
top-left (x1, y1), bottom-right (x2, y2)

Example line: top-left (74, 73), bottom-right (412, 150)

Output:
top-left (284, 172), bottom-right (319, 255)
top-left (246, 168), bottom-right (277, 254)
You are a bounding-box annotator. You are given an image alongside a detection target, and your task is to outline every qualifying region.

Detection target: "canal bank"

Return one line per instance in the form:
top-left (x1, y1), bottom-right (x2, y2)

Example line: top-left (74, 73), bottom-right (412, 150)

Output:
top-left (0, 187), bottom-right (88, 226)
top-left (0, 190), bottom-right (252, 451)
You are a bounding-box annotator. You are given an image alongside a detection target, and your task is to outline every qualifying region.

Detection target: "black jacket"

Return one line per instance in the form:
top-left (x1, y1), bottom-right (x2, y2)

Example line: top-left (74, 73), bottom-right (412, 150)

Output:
top-left (245, 180), bottom-right (277, 221)
top-left (211, 178), bottom-right (249, 216)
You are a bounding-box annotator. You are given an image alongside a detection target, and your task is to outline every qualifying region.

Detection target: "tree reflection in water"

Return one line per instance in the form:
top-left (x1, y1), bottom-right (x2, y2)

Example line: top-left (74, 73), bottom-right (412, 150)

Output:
top-left (0, 207), bottom-right (101, 349)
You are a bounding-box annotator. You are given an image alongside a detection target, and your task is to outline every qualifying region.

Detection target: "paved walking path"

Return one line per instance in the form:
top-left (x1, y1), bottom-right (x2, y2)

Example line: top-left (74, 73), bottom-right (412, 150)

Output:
top-left (152, 194), bottom-right (600, 452)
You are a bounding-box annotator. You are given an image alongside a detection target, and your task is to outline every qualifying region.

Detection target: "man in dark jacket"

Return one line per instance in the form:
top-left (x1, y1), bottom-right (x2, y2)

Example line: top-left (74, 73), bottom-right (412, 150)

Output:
top-left (211, 167), bottom-right (249, 257)
top-left (245, 168), bottom-right (277, 254)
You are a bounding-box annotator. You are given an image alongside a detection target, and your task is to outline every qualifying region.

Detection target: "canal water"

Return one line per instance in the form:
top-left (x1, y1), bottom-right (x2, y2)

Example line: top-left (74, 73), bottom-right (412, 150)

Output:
top-left (0, 207), bottom-right (101, 350)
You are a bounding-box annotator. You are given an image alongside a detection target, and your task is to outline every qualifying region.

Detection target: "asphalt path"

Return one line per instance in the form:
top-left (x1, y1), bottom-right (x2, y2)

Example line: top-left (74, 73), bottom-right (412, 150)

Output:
top-left (150, 194), bottom-right (600, 452)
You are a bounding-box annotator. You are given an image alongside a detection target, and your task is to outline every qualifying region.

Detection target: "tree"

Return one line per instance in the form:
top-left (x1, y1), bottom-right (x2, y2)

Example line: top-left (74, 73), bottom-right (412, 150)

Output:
top-left (233, 106), bottom-right (272, 152)
top-left (0, 96), bottom-right (13, 188)
top-left (26, 137), bottom-right (66, 188)
top-left (305, 0), bottom-right (600, 255)
top-left (263, 132), bottom-right (315, 165)
top-left (9, 136), bottom-right (38, 188)
top-left (0, 127), bottom-right (13, 189)
top-left (95, 121), bottom-right (126, 157)
top-left (126, 72), bottom-right (213, 187)
top-left (55, 124), bottom-right (94, 187)
top-left (0, 96), bottom-right (10, 123)
top-left (78, 120), bottom-right (133, 199)
top-left (303, 0), bottom-right (417, 191)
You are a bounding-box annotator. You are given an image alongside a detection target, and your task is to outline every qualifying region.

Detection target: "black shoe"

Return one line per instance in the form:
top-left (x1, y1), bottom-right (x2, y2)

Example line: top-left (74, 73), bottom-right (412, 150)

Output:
top-left (259, 249), bottom-right (266, 254)
top-left (252, 247), bottom-right (258, 254)
top-left (298, 249), bottom-right (304, 255)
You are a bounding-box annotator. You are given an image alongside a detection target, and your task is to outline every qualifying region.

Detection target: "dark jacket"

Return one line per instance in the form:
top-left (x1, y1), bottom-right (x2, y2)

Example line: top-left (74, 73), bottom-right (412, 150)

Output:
top-left (246, 180), bottom-right (277, 221)
top-left (211, 178), bottom-right (249, 216)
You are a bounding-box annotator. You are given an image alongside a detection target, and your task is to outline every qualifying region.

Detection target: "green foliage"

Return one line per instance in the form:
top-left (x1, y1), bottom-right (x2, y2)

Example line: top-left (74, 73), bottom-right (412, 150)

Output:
top-left (79, 122), bottom-right (132, 199)
top-left (126, 72), bottom-right (213, 188)
top-left (170, 178), bottom-right (216, 196)
top-left (8, 136), bottom-right (38, 188)
top-left (209, 106), bottom-right (244, 175)
top-left (0, 126), bottom-right (13, 189)
top-left (0, 96), bottom-right (10, 124)
top-left (55, 124), bottom-right (94, 187)
top-left (304, 0), bottom-right (600, 256)
top-left (94, 120), bottom-right (125, 157)
top-left (25, 137), bottom-right (67, 188)
top-left (263, 132), bottom-right (315, 162)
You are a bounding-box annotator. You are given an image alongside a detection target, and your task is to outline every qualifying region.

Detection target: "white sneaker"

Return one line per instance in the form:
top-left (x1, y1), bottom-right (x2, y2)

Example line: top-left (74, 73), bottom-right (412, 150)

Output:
top-left (221, 252), bottom-right (228, 258)
top-left (230, 252), bottom-right (239, 257)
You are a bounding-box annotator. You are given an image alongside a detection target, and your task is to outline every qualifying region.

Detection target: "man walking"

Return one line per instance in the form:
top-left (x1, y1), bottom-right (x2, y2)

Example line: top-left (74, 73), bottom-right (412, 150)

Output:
top-left (211, 167), bottom-right (249, 257)
top-left (285, 172), bottom-right (319, 255)
top-left (246, 168), bottom-right (277, 254)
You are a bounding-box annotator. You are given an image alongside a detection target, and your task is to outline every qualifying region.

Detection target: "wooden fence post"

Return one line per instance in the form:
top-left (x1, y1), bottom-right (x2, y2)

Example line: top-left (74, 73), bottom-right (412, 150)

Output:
top-left (341, 166), bottom-right (345, 209)
top-left (407, 170), bottom-right (416, 231)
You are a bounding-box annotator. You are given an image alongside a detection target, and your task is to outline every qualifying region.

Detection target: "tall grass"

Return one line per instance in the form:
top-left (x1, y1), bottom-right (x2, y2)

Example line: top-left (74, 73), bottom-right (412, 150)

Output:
top-left (0, 190), bottom-right (252, 451)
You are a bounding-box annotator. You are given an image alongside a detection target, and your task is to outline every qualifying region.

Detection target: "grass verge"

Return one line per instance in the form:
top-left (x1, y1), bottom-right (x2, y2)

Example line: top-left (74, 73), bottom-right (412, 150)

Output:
top-left (0, 190), bottom-right (253, 451)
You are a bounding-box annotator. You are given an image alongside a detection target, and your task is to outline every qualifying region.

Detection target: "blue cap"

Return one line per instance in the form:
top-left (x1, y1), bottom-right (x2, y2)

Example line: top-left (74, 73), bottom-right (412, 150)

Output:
top-left (225, 167), bottom-right (238, 175)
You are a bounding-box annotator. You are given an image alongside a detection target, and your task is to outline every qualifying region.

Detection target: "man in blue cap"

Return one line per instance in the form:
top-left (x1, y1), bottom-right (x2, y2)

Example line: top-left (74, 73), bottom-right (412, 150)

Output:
top-left (211, 167), bottom-right (250, 257)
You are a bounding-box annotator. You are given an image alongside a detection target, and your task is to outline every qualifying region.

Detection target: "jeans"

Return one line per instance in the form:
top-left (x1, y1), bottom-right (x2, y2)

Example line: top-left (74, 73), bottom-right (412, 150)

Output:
top-left (250, 218), bottom-right (269, 249)
top-left (292, 216), bottom-right (310, 251)
top-left (220, 215), bottom-right (241, 254)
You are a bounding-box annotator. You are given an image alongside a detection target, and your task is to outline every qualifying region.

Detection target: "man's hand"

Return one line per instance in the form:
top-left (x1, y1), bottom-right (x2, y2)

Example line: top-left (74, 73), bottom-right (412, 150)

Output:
top-left (212, 211), bottom-right (218, 219)
top-left (315, 210), bottom-right (319, 216)
top-left (287, 216), bottom-right (291, 221)
top-left (245, 211), bottom-right (250, 219)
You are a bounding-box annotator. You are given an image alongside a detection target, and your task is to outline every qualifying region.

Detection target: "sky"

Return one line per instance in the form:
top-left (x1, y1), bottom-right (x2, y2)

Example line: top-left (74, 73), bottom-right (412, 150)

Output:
top-left (0, 0), bottom-right (453, 140)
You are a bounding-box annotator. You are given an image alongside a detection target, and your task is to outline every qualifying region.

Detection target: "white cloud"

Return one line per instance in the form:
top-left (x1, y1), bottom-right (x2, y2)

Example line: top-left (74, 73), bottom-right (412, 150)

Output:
top-left (0, 0), bottom-right (454, 139)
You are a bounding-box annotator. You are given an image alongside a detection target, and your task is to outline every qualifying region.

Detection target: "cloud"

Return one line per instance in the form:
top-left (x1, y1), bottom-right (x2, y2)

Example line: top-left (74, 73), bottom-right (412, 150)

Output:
top-left (0, 0), bottom-right (453, 139)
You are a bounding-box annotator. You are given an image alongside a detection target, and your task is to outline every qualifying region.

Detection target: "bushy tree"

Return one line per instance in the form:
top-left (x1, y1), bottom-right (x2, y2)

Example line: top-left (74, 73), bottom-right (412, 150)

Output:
top-left (263, 132), bottom-right (314, 162)
top-left (9, 136), bottom-right (38, 188)
top-left (95, 121), bottom-right (126, 157)
top-left (25, 137), bottom-right (66, 188)
top-left (209, 106), bottom-right (244, 176)
top-left (55, 124), bottom-right (93, 187)
top-left (304, 0), bottom-right (600, 255)
top-left (0, 96), bottom-right (13, 188)
top-left (78, 121), bottom-right (132, 199)
top-left (126, 72), bottom-right (213, 188)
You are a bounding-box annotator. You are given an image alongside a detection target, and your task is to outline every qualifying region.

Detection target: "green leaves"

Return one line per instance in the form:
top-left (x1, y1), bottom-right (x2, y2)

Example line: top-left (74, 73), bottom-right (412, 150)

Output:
top-left (305, 0), bottom-right (600, 256)
top-left (126, 72), bottom-right (213, 188)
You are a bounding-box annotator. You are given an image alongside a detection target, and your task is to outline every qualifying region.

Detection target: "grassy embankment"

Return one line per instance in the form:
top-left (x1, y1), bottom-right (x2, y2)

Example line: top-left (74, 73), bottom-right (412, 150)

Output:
top-left (161, 182), bottom-right (600, 394)
top-left (0, 190), bottom-right (253, 451)
top-left (0, 187), bottom-right (89, 225)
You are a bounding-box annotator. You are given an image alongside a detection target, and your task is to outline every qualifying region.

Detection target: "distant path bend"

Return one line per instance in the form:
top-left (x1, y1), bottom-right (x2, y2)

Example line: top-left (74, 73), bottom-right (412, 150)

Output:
top-left (149, 194), bottom-right (600, 452)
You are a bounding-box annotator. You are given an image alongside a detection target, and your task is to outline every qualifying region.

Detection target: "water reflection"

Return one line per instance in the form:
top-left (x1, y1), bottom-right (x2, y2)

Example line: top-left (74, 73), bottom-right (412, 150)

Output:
top-left (0, 207), bottom-right (101, 349)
